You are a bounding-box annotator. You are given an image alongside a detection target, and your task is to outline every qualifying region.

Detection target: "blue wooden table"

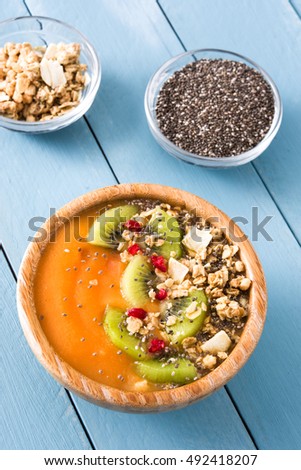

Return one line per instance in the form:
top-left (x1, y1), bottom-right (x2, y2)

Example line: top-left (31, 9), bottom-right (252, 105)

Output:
top-left (1, 0), bottom-right (301, 450)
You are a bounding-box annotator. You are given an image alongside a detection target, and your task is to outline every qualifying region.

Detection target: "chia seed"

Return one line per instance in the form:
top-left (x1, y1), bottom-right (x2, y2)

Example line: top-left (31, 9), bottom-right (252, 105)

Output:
top-left (156, 59), bottom-right (275, 157)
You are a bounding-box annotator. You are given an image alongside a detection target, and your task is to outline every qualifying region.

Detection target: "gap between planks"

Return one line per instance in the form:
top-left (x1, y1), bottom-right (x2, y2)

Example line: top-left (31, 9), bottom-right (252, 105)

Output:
top-left (19, 0), bottom-right (257, 446)
top-left (14, 0), bottom-right (274, 450)
top-left (154, 0), bottom-right (263, 449)
top-left (1, 242), bottom-right (258, 448)
top-left (0, 243), bottom-right (96, 449)
top-left (289, 0), bottom-right (301, 20)
top-left (156, 0), bottom-right (300, 248)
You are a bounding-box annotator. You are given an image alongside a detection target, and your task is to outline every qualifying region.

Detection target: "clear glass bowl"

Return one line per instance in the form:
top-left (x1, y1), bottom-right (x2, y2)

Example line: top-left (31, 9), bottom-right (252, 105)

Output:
top-left (145, 49), bottom-right (282, 168)
top-left (0, 16), bottom-right (100, 133)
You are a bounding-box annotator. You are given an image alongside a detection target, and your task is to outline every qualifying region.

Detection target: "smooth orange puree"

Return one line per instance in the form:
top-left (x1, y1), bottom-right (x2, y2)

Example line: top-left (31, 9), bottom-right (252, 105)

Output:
top-left (34, 206), bottom-right (158, 392)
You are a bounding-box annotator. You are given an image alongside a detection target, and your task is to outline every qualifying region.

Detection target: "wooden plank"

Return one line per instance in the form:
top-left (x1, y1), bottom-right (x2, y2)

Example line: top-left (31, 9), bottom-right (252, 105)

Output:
top-left (3, 0), bottom-right (256, 450)
top-left (26, 0), bottom-right (301, 449)
top-left (159, 0), bottom-right (301, 449)
top-left (0, 251), bottom-right (92, 450)
top-left (159, 0), bottom-right (301, 245)
top-left (0, 120), bottom-right (117, 270)
top-left (73, 389), bottom-right (254, 450)
top-left (0, 0), bottom-right (27, 18)
top-left (0, 2), bottom-right (117, 270)
top-left (0, 0), bottom-right (92, 451)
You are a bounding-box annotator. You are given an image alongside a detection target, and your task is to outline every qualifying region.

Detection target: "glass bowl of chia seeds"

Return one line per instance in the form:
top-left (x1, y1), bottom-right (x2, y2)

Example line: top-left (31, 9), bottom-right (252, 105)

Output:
top-left (145, 49), bottom-right (282, 168)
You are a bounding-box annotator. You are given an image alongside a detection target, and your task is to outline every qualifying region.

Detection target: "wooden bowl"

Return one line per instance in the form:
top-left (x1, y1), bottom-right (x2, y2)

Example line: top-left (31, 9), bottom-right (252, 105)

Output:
top-left (17, 183), bottom-right (267, 413)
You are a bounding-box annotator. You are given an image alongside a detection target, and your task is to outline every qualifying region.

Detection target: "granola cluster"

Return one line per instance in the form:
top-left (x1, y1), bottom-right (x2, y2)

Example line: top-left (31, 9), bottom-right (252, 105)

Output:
top-left (118, 200), bottom-right (251, 376)
top-left (0, 42), bottom-right (89, 121)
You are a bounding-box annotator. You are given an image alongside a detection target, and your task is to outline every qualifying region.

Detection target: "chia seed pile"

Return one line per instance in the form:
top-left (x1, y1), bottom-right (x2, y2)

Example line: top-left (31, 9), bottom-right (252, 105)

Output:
top-left (156, 59), bottom-right (275, 158)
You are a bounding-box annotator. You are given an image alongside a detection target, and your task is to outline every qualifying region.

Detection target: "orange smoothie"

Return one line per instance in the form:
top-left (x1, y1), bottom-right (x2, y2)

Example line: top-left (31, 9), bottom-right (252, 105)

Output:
top-left (34, 199), bottom-right (250, 392)
top-left (34, 206), bottom-right (158, 392)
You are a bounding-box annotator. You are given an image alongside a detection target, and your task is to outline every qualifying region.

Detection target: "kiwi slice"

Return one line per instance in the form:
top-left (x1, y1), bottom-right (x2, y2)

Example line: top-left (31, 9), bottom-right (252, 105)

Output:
top-left (88, 205), bottom-right (138, 248)
top-left (164, 290), bottom-right (208, 345)
top-left (148, 208), bottom-right (182, 259)
top-left (120, 254), bottom-right (155, 307)
top-left (104, 306), bottom-right (147, 360)
top-left (136, 358), bottom-right (197, 384)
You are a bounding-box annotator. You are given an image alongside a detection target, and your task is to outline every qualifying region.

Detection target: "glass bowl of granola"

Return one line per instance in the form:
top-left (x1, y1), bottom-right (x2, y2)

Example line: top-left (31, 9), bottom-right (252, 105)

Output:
top-left (0, 16), bottom-right (100, 133)
top-left (17, 183), bottom-right (267, 412)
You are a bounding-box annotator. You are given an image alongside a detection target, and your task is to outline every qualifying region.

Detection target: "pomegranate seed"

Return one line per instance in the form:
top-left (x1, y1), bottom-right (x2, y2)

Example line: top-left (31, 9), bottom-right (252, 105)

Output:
top-left (128, 244), bottom-right (142, 255)
top-left (124, 219), bottom-right (142, 232)
top-left (127, 308), bottom-right (147, 320)
top-left (150, 254), bottom-right (167, 272)
top-left (148, 338), bottom-right (165, 353)
top-left (155, 289), bottom-right (168, 300)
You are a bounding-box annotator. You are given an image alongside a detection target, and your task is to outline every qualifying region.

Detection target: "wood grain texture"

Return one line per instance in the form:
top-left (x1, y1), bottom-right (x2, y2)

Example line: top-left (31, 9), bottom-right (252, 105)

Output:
top-left (72, 388), bottom-right (254, 450)
top-left (0, 252), bottom-right (91, 450)
top-left (2, 0), bottom-right (259, 450)
top-left (160, 0), bottom-right (301, 449)
top-left (0, 120), bottom-right (116, 269)
top-left (0, 0), bottom-right (91, 452)
top-left (159, 0), bottom-right (301, 244)
top-left (24, 0), bottom-right (301, 449)
top-left (17, 183), bottom-right (266, 412)
top-left (2, 0), bottom-right (299, 450)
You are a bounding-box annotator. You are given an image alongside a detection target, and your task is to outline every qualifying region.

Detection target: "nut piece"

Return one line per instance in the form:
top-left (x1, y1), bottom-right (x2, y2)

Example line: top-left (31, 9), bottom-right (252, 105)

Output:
top-left (168, 258), bottom-right (189, 284)
top-left (208, 267), bottom-right (228, 288)
top-left (201, 330), bottom-right (232, 354)
top-left (182, 337), bottom-right (197, 349)
top-left (215, 297), bottom-right (246, 320)
top-left (230, 276), bottom-right (252, 291)
top-left (183, 227), bottom-right (212, 253)
top-left (166, 315), bottom-right (177, 326)
top-left (235, 260), bottom-right (245, 273)
top-left (222, 244), bottom-right (239, 259)
top-left (202, 355), bottom-right (217, 369)
top-left (126, 316), bottom-right (143, 334)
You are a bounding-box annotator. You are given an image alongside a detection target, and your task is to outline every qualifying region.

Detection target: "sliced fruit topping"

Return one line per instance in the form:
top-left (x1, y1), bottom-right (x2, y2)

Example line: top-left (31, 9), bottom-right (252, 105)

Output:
top-left (124, 219), bottom-right (142, 232)
top-left (104, 306), bottom-right (147, 360)
top-left (148, 338), bottom-right (165, 354)
top-left (127, 308), bottom-right (147, 320)
top-left (127, 243), bottom-right (142, 255)
top-left (155, 288), bottom-right (168, 301)
top-left (88, 205), bottom-right (138, 248)
top-left (150, 254), bottom-right (167, 272)
top-left (136, 358), bottom-right (197, 384)
top-left (121, 254), bottom-right (155, 307)
top-left (163, 290), bottom-right (208, 344)
top-left (148, 208), bottom-right (182, 259)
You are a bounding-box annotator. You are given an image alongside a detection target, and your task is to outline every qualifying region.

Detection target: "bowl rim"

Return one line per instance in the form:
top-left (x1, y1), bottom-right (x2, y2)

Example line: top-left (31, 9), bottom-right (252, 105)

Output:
top-left (0, 15), bottom-right (101, 130)
top-left (17, 183), bottom-right (267, 412)
top-left (144, 48), bottom-right (283, 164)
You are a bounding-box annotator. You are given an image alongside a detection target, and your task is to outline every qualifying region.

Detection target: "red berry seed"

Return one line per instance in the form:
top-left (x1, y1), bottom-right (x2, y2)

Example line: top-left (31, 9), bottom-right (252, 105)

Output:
top-left (128, 244), bottom-right (141, 255)
top-left (124, 219), bottom-right (142, 232)
top-left (127, 308), bottom-right (147, 320)
top-left (155, 289), bottom-right (168, 300)
top-left (148, 338), bottom-right (165, 353)
top-left (150, 254), bottom-right (167, 272)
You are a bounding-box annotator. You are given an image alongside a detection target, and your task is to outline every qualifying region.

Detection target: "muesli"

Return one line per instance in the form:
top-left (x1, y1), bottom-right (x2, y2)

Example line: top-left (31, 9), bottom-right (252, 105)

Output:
top-left (34, 199), bottom-right (251, 391)
top-left (0, 42), bottom-right (89, 121)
